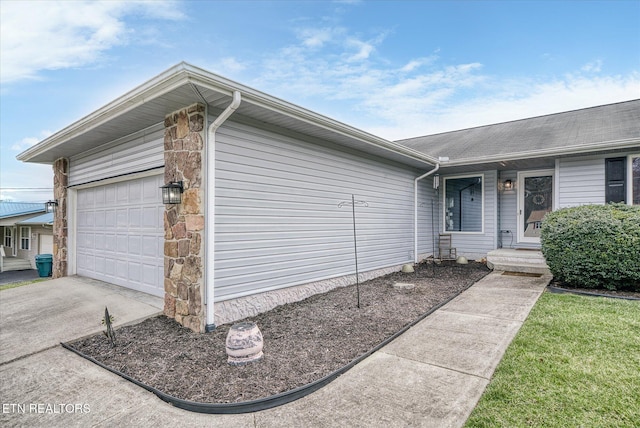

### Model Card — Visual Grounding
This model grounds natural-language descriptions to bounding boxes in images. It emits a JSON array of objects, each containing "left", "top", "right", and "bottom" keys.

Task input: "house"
[
  {"left": 0, "top": 202, "right": 54, "bottom": 272},
  {"left": 16, "top": 62, "right": 640, "bottom": 332}
]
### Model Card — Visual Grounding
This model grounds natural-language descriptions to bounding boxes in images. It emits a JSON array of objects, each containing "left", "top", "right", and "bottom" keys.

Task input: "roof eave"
[
  {"left": 18, "top": 62, "right": 438, "bottom": 167},
  {"left": 442, "top": 137, "right": 640, "bottom": 166}
]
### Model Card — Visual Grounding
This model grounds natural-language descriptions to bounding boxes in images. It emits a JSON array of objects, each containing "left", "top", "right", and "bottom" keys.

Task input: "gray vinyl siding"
[
  {"left": 557, "top": 156, "right": 605, "bottom": 208},
  {"left": 417, "top": 179, "right": 438, "bottom": 257},
  {"left": 69, "top": 124, "right": 164, "bottom": 186},
  {"left": 441, "top": 171, "right": 497, "bottom": 259},
  {"left": 213, "top": 120, "right": 428, "bottom": 300}
]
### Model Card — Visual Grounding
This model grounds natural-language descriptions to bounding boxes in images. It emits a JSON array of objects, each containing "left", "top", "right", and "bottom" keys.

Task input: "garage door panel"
[
  {"left": 76, "top": 175, "right": 164, "bottom": 297},
  {"left": 142, "top": 264, "right": 158, "bottom": 286},
  {"left": 95, "top": 211, "right": 106, "bottom": 228},
  {"left": 142, "top": 236, "right": 157, "bottom": 257},
  {"left": 143, "top": 177, "right": 159, "bottom": 202},
  {"left": 129, "top": 207, "right": 141, "bottom": 227},
  {"left": 106, "top": 186, "right": 116, "bottom": 204},
  {"left": 129, "top": 236, "right": 141, "bottom": 255},
  {"left": 95, "top": 257, "right": 105, "bottom": 275},
  {"left": 129, "top": 181, "right": 142, "bottom": 201},
  {"left": 105, "top": 234, "right": 116, "bottom": 252},
  {"left": 105, "top": 209, "right": 116, "bottom": 227},
  {"left": 94, "top": 186, "right": 105, "bottom": 205},
  {"left": 142, "top": 206, "right": 159, "bottom": 228}
]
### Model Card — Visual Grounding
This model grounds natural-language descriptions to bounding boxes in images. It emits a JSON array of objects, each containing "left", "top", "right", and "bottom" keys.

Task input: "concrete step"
[
  {"left": 488, "top": 261, "right": 551, "bottom": 275},
  {"left": 486, "top": 249, "right": 551, "bottom": 275},
  {"left": 1, "top": 258, "right": 34, "bottom": 272}
]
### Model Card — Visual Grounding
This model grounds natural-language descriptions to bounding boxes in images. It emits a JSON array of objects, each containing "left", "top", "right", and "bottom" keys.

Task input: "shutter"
[{"left": 605, "top": 157, "right": 626, "bottom": 203}]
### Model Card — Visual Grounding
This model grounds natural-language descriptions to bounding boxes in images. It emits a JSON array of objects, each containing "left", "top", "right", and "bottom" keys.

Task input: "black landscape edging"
[
  {"left": 60, "top": 280, "right": 472, "bottom": 414},
  {"left": 547, "top": 285, "right": 640, "bottom": 301}
]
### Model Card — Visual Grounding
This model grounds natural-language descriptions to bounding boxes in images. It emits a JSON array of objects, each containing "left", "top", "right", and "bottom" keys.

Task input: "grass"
[
  {"left": 466, "top": 292, "right": 640, "bottom": 428},
  {"left": 0, "top": 278, "right": 49, "bottom": 291}
]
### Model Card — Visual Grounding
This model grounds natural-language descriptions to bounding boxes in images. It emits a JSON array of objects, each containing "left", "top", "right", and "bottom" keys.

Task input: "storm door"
[{"left": 517, "top": 170, "right": 554, "bottom": 244}]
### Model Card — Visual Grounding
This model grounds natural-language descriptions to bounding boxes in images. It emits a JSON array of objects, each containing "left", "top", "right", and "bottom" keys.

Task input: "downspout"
[
  {"left": 205, "top": 91, "right": 241, "bottom": 332},
  {"left": 414, "top": 163, "right": 440, "bottom": 264}
]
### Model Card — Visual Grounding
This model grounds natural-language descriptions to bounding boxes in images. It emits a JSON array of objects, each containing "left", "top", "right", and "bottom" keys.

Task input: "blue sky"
[{"left": 1, "top": 0, "right": 639, "bottom": 202}]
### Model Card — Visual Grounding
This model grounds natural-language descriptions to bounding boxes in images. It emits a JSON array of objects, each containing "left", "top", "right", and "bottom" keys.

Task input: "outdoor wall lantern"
[
  {"left": 161, "top": 181, "right": 184, "bottom": 204},
  {"left": 45, "top": 200, "right": 58, "bottom": 213},
  {"left": 503, "top": 179, "right": 513, "bottom": 191}
]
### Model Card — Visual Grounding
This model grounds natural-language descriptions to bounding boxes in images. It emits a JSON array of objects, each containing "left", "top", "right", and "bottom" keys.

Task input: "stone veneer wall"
[
  {"left": 52, "top": 158, "right": 69, "bottom": 278},
  {"left": 163, "top": 103, "right": 206, "bottom": 333},
  {"left": 213, "top": 263, "right": 411, "bottom": 326}
]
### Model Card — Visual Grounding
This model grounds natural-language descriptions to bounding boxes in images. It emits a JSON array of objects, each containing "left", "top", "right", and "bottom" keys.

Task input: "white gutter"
[
  {"left": 205, "top": 91, "right": 241, "bottom": 332},
  {"left": 414, "top": 157, "right": 448, "bottom": 264}
]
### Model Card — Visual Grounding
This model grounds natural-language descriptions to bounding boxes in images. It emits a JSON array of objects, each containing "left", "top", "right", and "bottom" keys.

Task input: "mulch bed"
[{"left": 68, "top": 261, "right": 490, "bottom": 404}]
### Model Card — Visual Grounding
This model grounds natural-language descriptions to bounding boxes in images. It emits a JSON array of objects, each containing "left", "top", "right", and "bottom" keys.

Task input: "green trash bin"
[{"left": 35, "top": 254, "right": 53, "bottom": 277}]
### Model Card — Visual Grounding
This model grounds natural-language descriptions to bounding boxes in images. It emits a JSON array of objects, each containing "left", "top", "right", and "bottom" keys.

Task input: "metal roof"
[
  {"left": 396, "top": 99, "right": 640, "bottom": 168},
  {"left": 17, "top": 212, "right": 54, "bottom": 225},
  {"left": 17, "top": 62, "right": 437, "bottom": 169},
  {"left": 0, "top": 202, "right": 45, "bottom": 219}
]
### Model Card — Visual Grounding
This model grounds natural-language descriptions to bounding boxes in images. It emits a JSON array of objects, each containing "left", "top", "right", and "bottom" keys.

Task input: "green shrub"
[{"left": 540, "top": 204, "right": 640, "bottom": 291}]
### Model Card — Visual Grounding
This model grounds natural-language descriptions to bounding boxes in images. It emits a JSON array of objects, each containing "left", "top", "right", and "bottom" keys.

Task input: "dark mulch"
[
  {"left": 69, "top": 262, "right": 490, "bottom": 404},
  {"left": 549, "top": 279, "right": 640, "bottom": 299}
]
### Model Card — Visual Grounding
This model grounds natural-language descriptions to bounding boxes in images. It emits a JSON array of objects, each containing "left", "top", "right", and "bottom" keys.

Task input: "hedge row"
[{"left": 540, "top": 204, "right": 640, "bottom": 291}]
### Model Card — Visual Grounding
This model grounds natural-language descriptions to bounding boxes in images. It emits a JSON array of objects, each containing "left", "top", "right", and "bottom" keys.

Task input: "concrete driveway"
[{"left": 0, "top": 272, "right": 550, "bottom": 427}]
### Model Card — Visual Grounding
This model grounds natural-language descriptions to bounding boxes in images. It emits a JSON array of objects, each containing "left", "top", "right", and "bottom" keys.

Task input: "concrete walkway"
[{"left": 0, "top": 272, "right": 550, "bottom": 427}]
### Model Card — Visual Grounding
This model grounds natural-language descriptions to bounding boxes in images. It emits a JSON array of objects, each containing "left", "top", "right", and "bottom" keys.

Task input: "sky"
[{"left": 1, "top": 0, "right": 639, "bottom": 202}]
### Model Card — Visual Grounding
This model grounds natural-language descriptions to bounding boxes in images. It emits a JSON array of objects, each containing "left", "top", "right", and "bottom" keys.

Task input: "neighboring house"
[
  {"left": 0, "top": 202, "right": 54, "bottom": 272},
  {"left": 16, "top": 62, "right": 640, "bottom": 332}
]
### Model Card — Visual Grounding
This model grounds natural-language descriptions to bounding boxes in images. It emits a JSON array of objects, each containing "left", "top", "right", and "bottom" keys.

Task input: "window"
[
  {"left": 607, "top": 155, "right": 640, "bottom": 205},
  {"left": 443, "top": 175, "right": 483, "bottom": 232},
  {"left": 605, "top": 157, "right": 626, "bottom": 203},
  {"left": 3, "top": 227, "right": 12, "bottom": 248},
  {"left": 20, "top": 227, "right": 30, "bottom": 251}
]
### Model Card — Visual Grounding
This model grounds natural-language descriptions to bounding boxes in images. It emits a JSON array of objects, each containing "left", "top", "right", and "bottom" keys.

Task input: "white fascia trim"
[{"left": 442, "top": 138, "right": 640, "bottom": 167}]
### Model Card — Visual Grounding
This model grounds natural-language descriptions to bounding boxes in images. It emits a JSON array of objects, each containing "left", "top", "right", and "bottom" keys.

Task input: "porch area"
[{"left": 486, "top": 249, "right": 551, "bottom": 275}]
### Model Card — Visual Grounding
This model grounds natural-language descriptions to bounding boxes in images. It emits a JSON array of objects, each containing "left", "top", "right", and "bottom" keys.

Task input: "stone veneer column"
[
  {"left": 163, "top": 103, "right": 206, "bottom": 332},
  {"left": 52, "top": 158, "right": 69, "bottom": 278}
]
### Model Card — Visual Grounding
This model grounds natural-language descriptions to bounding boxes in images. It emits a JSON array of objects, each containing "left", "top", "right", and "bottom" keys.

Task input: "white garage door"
[{"left": 76, "top": 175, "right": 165, "bottom": 297}]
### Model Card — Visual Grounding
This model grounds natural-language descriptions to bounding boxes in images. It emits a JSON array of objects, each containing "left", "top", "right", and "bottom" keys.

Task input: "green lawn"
[
  {"left": 0, "top": 278, "right": 49, "bottom": 291},
  {"left": 466, "top": 292, "right": 640, "bottom": 428}
]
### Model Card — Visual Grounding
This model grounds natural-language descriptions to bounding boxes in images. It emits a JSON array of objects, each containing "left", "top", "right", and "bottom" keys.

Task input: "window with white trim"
[
  {"left": 20, "top": 227, "right": 30, "bottom": 251},
  {"left": 605, "top": 157, "right": 626, "bottom": 203},
  {"left": 443, "top": 175, "right": 484, "bottom": 232},
  {"left": 608, "top": 155, "right": 640, "bottom": 205},
  {"left": 3, "top": 227, "right": 12, "bottom": 248}
]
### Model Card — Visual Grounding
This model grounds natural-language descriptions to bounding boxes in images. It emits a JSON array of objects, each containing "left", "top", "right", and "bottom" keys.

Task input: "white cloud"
[
  {"left": 369, "top": 72, "right": 640, "bottom": 140},
  {"left": 0, "top": 1, "right": 183, "bottom": 84},
  {"left": 251, "top": 23, "right": 640, "bottom": 141},
  {"left": 10, "top": 130, "right": 53, "bottom": 152},
  {"left": 298, "top": 27, "right": 338, "bottom": 48},
  {"left": 219, "top": 57, "right": 247, "bottom": 74},
  {"left": 581, "top": 60, "right": 603, "bottom": 73},
  {"left": 346, "top": 39, "right": 375, "bottom": 61}
]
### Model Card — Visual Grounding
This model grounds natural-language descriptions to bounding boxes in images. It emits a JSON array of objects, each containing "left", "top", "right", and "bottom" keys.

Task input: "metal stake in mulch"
[
  {"left": 102, "top": 307, "right": 116, "bottom": 348},
  {"left": 338, "top": 194, "right": 369, "bottom": 309}
]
